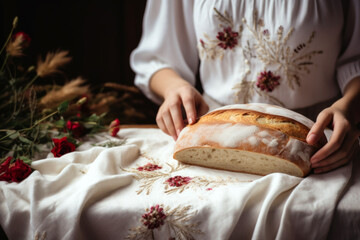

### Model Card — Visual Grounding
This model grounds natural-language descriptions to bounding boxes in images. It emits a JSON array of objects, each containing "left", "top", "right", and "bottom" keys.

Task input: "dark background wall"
[
  {"left": 0, "top": 0, "right": 147, "bottom": 85},
  {"left": 0, "top": 0, "right": 161, "bottom": 124}
]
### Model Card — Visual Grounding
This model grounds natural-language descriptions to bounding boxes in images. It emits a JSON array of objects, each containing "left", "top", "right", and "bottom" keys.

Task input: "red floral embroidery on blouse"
[
  {"left": 166, "top": 176, "right": 192, "bottom": 187},
  {"left": 200, "top": 38, "right": 206, "bottom": 48},
  {"left": 137, "top": 163, "right": 162, "bottom": 171},
  {"left": 262, "top": 29, "right": 270, "bottom": 36},
  {"left": 142, "top": 205, "right": 167, "bottom": 229},
  {"left": 216, "top": 27, "right": 239, "bottom": 49},
  {"left": 256, "top": 71, "right": 280, "bottom": 92}
]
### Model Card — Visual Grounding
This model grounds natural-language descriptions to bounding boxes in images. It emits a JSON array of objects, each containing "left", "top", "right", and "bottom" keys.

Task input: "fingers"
[
  {"left": 156, "top": 109, "right": 181, "bottom": 141},
  {"left": 311, "top": 113, "right": 350, "bottom": 163},
  {"left": 313, "top": 157, "right": 350, "bottom": 174},
  {"left": 156, "top": 114, "right": 168, "bottom": 135},
  {"left": 156, "top": 98, "right": 183, "bottom": 141},
  {"left": 309, "top": 106, "right": 360, "bottom": 174},
  {"left": 156, "top": 87, "right": 204, "bottom": 140},
  {"left": 311, "top": 133, "right": 356, "bottom": 171},
  {"left": 312, "top": 140, "right": 357, "bottom": 174},
  {"left": 307, "top": 109, "right": 333, "bottom": 145},
  {"left": 181, "top": 91, "right": 197, "bottom": 125},
  {"left": 162, "top": 110, "right": 178, "bottom": 140},
  {"left": 182, "top": 93, "right": 210, "bottom": 125},
  {"left": 169, "top": 102, "right": 185, "bottom": 137}
]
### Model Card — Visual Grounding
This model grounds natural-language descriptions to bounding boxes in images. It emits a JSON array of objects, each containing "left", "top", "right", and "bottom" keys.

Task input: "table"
[{"left": 0, "top": 125, "right": 359, "bottom": 239}]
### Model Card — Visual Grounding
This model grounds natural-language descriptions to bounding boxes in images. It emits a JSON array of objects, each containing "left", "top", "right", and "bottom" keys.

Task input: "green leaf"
[
  {"left": 19, "top": 136, "right": 33, "bottom": 144},
  {"left": 88, "top": 125, "right": 106, "bottom": 134},
  {"left": 54, "top": 118, "right": 66, "bottom": 128},
  {"left": 18, "top": 156, "right": 32, "bottom": 165},
  {"left": 6, "top": 130, "right": 19, "bottom": 139},
  {"left": 66, "top": 136, "right": 78, "bottom": 146},
  {"left": 57, "top": 101, "right": 69, "bottom": 114},
  {"left": 9, "top": 78, "right": 16, "bottom": 86},
  {"left": 0, "top": 139, "right": 13, "bottom": 146},
  {"left": 87, "top": 114, "right": 99, "bottom": 122},
  {"left": 83, "top": 122, "right": 97, "bottom": 129}
]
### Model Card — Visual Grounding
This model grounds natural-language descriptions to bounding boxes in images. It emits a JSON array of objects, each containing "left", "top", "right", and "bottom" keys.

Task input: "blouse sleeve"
[
  {"left": 336, "top": 0, "right": 360, "bottom": 94},
  {"left": 130, "top": 0, "right": 199, "bottom": 104}
]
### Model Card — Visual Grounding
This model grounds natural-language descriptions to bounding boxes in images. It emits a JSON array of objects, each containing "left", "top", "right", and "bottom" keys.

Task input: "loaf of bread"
[{"left": 173, "top": 103, "right": 323, "bottom": 177}]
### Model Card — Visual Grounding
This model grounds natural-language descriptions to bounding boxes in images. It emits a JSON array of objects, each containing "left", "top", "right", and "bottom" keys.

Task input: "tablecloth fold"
[{"left": 0, "top": 128, "right": 354, "bottom": 240}]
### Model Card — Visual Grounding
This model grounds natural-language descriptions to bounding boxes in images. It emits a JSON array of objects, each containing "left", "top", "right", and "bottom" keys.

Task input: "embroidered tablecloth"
[{"left": 0, "top": 127, "right": 358, "bottom": 240}]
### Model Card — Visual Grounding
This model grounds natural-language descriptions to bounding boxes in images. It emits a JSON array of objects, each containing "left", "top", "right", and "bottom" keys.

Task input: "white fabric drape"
[{"left": 0, "top": 128, "right": 356, "bottom": 239}]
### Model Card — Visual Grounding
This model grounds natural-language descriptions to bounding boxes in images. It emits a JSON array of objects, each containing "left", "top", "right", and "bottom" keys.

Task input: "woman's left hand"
[{"left": 307, "top": 104, "right": 360, "bottom": 174}]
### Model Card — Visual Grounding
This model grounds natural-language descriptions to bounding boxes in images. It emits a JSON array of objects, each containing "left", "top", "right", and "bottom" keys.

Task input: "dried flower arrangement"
[{"left": 0, "top": 17, "right": 136, "bottom": 183}]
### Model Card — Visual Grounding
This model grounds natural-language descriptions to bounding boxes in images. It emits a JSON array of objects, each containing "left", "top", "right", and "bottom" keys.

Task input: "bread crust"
[
  {"left": 199, "top": 109, "right": 309, "bottom": 141},
  {"left": 173, "top": 104, "right": 324, "bottom": 177}
]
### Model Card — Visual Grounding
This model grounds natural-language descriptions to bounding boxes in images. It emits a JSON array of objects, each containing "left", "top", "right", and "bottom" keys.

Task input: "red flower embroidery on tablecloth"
[
  {"left": 166, "top": 176, "right": 192, "bottom": 187},
  {"left": 51, "top": 136, "right": 76, "bottom": 157},
  {"left": 137, "top": 163, "right": 162, "bottom": 171},
  {"left": 0, "top": 157, "right": 32, "bottom": 183},
  {"left": 142, "top": 205, "right": 167, "bottom": 230},
  {"left": 216, "top": 27, "right": 239, "bottom": 49},
  {"left": 256, "top": 71, "right": 280, "bottom": 92}
]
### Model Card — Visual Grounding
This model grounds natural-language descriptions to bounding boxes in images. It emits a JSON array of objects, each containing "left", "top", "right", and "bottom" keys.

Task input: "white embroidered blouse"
[{"left": 130, "top": 0, "right": 360, "bottom": 110}]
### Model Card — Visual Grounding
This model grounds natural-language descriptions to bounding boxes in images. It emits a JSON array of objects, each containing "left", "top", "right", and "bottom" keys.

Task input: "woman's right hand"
[{"left": 156, "top": 83, "right": 209, "bottom": 140}]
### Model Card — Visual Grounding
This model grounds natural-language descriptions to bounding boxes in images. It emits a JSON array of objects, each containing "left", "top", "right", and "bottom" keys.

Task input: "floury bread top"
[
  {"left": 199, "top": 103, "right": 315, "bottom": 143},
  {"left": 210, "top": 103, "right": 315, "bottom": 129}
]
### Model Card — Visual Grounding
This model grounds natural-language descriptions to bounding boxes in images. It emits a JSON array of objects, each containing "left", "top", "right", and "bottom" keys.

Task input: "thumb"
[{"left": 307, "top": 110, "right": 333, "bottom": 145}]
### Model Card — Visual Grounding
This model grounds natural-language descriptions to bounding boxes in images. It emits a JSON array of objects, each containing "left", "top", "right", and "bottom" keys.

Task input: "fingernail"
[
  {"left": 188, "top": 117, "right": 194, "bottom": 124},
  {"left": 176, "top": 129, "right": 181, "bottom": 137},
  {"left": 173, "top": 135, "right": 177, "bottom": 141},
  {"left": 311, "top": 157, "right": 318, "bottom": 164},
  {"left": 307, "top": 133, "right": 318, "bottom": 144}
]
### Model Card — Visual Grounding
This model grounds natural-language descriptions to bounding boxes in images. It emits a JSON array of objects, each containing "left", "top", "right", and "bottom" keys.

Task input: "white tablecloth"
[{"left": 0, "top": 128, "right": 358, "bottom": 240}]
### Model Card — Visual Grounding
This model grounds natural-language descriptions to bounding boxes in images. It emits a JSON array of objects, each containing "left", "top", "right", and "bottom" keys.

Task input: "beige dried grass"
[
  {"left": 6, "top": 35, "right": 24, "bottom": 57},
  {"left": 39, "top": 77, "right": 89, "bottom": 109},
  {"left": 90, "top": 94, "right": 117, "bottom": 115},
  {"left": 36, "top": 50, "right": 72, "bottom": 77}
]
